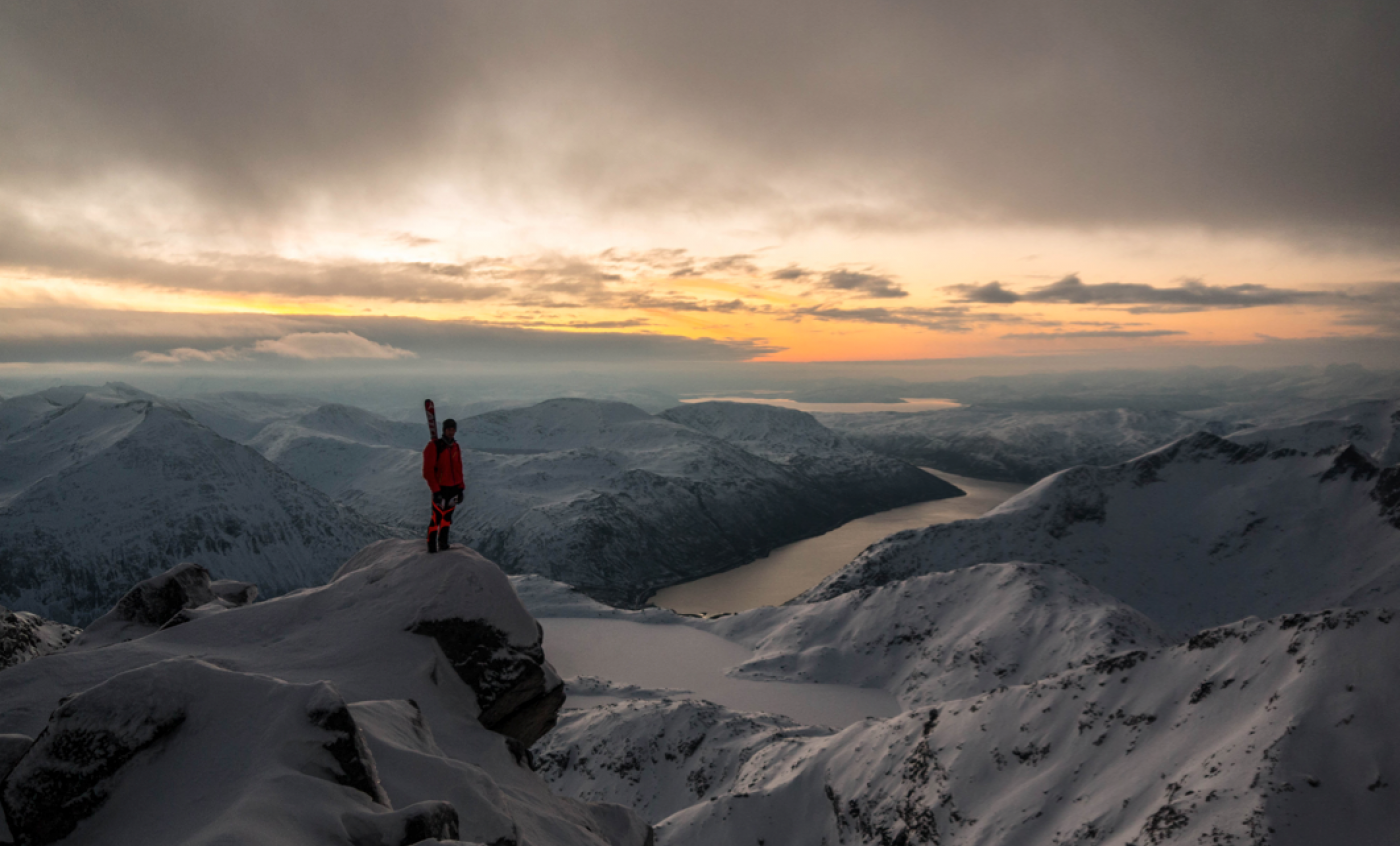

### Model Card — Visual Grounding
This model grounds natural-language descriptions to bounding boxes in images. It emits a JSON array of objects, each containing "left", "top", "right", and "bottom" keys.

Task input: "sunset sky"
[{"left": 3, "top": 1, "right": 1399, "bottom": 374}]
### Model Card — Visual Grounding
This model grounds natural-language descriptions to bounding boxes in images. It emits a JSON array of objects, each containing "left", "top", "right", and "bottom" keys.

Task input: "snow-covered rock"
[
  {"left": 0, "top": 540, "right": 649, "bottom": 846},
  {"left": 819, "top": 406, "right": 1238, "bottom": 483},
  {"left": 542, "top": 607, "right": 1400, "bottom": 845},
  {"left": 70, "top": 561, "right": 262, "bottom": 650},
  {"left": 0, "top": 608, "right": 77, "bottom": 671},
  {"left": 803, "top": 432, "right": 1400, "bottom": 636},
  {"left": 707, "top": 562, "right": 1167, "bottom": 708},
  {"left": 0, "top": 657, "right": 463, "bottom": 846},
  {"left": 0, "top": 384, "right": 391, "bottom": 624}
]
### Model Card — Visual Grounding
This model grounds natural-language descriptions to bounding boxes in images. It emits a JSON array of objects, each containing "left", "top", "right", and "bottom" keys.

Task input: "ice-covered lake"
[
  {"left": 540, "top": 617, "right": 901, "bottom": 727},
  {"left": 649, "top": 469, "right": 1027, "bottom": 614}
]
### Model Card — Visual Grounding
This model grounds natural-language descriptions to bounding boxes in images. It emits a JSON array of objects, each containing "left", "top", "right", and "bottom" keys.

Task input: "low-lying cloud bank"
[{"left": 0, "top": 307, "right": 781, "bottom": 365}]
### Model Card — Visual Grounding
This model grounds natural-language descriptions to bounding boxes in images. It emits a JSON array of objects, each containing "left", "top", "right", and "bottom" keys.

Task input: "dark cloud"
[
  {"left": 818, "top": 270, "right": 908, "bottom": 299},
  {"left": 0, "top": 308, "right": 780, "bottom": 363},
  {"left": 792, "top": 305, "right": 1012, "bottom": 332},
  {"left": 951, "top": 275, "right": 1321, "bottom": 311},
  {"left": 954, "top": 281, "right": 1022, "bottom": 304},
  {"left": 3, "top": 1, "right": 1395, "bottom": 238},
  {"left": 1002, "top": 329, "right": 1189, "bottom": 340},
  {"left": 771, "top": 266, "right": 810, "bottom": 281}
]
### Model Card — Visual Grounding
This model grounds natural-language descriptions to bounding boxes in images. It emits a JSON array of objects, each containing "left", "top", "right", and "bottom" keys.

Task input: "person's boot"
[
  {"left": 427, "top": 531, "right": 438, "bottom": 554},
  {"left": 438, "top": 527, "right": 450, "bottom": 551}
]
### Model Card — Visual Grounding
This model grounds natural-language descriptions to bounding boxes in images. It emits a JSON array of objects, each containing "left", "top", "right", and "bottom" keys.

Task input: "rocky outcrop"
[
  {"left": 411, "top": 617, "right": 566, "bottom": 747},
  {"left": 0, "top": 608, "right": 77, "bottom": 671},
  {"left": 0, "top": 539, "right": 645, "bottom": 846},
  {"left": 68, "top": 564, "right": 266, "bottom": 651}
]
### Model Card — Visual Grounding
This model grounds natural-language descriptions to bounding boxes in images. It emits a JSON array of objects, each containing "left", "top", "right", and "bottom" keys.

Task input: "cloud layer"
[
  {"left": 951, "top": 275, "right": 1325, "bottom": 312},
  {"left": 2, "top": 0, "right": 1397, "bottom": 238}
]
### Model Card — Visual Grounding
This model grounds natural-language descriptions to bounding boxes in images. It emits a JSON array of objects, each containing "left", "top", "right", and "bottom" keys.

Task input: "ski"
[{"left": 424, "top": 398, "right": 438, "bottom": 441}]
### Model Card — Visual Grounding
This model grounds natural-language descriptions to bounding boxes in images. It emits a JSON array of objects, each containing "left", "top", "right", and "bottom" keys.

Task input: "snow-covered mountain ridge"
[
  {"left": 0, "top": 541, "right": 651, "bottom": 846},
  {"left": 801, "top": 431, "right": 1400, "bottom": 636},
  {"left": 539, "top": 605, "right": 1399, "bottom": 845},
  {"left": 0, "top": 384, "right": 390, "bottom": 624},
  {"left": 706, "top": 561, "right": 1167, "bottom": 709},
  {"left": 817, "top": 406, "right": 1239, "bottom": 483}
]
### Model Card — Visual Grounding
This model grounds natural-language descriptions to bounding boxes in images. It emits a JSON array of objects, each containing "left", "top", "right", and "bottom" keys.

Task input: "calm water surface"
[{"left": 649, "top": 470, "right": 1027, "bottom": 615}]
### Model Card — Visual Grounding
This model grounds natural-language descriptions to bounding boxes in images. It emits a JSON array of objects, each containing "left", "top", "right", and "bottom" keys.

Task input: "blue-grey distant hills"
[{"left": 818, "top": 406, "right": 1241, "bottom": 483}]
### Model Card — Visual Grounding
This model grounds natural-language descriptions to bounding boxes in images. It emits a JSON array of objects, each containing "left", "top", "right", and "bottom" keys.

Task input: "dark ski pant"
[{"left": 428, "top": 486, "right": 463, "bottom": 551}]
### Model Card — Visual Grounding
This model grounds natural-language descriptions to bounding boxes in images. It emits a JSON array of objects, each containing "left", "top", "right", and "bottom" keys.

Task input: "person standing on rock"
[{"left": 422, "top": 418, "right": 464, "bottom": 553}]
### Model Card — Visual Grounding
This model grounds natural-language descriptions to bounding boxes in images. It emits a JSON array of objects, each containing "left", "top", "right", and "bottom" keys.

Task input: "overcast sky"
[{"left": 3, "top": 0, "right": 1398, "bottom": 373}]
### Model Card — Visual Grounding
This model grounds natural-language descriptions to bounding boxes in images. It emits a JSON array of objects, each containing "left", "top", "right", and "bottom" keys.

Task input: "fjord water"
[{"left": 650, "top": 469, "right": 1027, "bottom": 614}]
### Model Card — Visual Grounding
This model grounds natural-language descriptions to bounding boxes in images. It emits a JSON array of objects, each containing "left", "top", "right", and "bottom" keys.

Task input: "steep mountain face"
[
  {"left": 236, "top": 397, "right": 954, "bottom": 607},
  {"left": 0, "top": 541, "right": 650, "bottom": 846},
  {"left": 0, "top": 384, "right": 389, "bottom": 625},
  {"left": 802, "top": 432, "right": 1400, "bottom": 637},
  {"left": 819, "top": 406, "right": 1237, "bottom": 483},
  {"left": 706, "top": 562, "right": 1166, "bottom": 709},
  {"left": 540, "top": 608, "right": 1399, "bottom": 845}
]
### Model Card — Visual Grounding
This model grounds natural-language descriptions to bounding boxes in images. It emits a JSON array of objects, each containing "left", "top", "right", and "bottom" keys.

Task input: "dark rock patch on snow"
[
  {"left": 0, "top": 608, "right": 77, "bottom": 671},
  {"left": 410, "top": 617, "right": 566, "bottom": 747}
]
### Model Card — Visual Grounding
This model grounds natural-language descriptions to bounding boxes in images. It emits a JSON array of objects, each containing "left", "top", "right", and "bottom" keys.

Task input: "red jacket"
[{"left": 422, "top": 438, "right": 464, "bottom": 492}]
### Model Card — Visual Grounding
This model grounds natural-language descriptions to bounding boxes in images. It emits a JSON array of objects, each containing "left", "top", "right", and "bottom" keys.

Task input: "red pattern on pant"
[{"left": 429, "top": 501, "right": 457, "bottom": 534}]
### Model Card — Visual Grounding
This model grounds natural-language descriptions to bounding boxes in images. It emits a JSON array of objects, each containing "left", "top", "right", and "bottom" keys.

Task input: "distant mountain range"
[
  {"left": 819, "top": 406, "right": 1241, "bottom": 483},
  {"left": 0, "top": 384, "right": 389, "bottom": 624}
]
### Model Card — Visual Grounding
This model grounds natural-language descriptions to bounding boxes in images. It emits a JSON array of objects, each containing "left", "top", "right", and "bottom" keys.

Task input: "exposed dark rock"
[
  {"left": 0, "top": 609, "right": 78, "bottom": 671},
  {"left": 0, "top": 689, "right": 187, "bottom": 845},
  {"left": 344, "top": 800, "right": 460, "bottom": 846},
  {"left": 308, "top": 700, "right": 389, "bottom": 805},
  {"left": 1319, "top": 444, "right": 1379, "bottom": 483},
  {"left": 410, "top": 618, "right": 565, "bottom": 747},
  {"left": 0, "top": 734, "right": 32, "bottom": 784},
  {"left": 73, "top": 562, "right": 216, "bottom": 647}
]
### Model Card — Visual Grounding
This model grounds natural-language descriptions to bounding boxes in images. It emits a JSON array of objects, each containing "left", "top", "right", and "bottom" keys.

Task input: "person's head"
[{"left": 443, "top": 419, "right": 457, "bottom": 438}]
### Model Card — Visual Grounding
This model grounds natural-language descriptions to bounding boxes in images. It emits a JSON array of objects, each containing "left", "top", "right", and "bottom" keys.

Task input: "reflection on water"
[
  {"left": 680, "top": 396, "right": 962, "bottom": 414},
  {"left": 649, "top": 469, "right": 1027, "bottom": 615}
]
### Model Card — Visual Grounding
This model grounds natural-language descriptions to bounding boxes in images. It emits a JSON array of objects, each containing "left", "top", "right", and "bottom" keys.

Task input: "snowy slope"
[
  {"left": 1227, "top": 398, "right": 1400, "bottom": 465},
  {"left": 707, "top": 562, "right": 1166, "bottom": 708},
  {"left": 0, "top": 384, "right": 390, "bottom": 624},
  {"left": 802, "top": 432, "right": 1400, "bottom": 636},
  {"left": 539, "top": 607, "right": 1400, "bottom": 845},
  {"left": 819, "top": 406, "right": 1238, "bottom": 482},
  {"left": 0, "top": 541, "right": 650, "bottom": 846},
  {"left": 249, "top": 402, "right": 424, "bottom": 456},
  {"left": 174, "top": 390, "right": 325, "bottom": 442}
]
